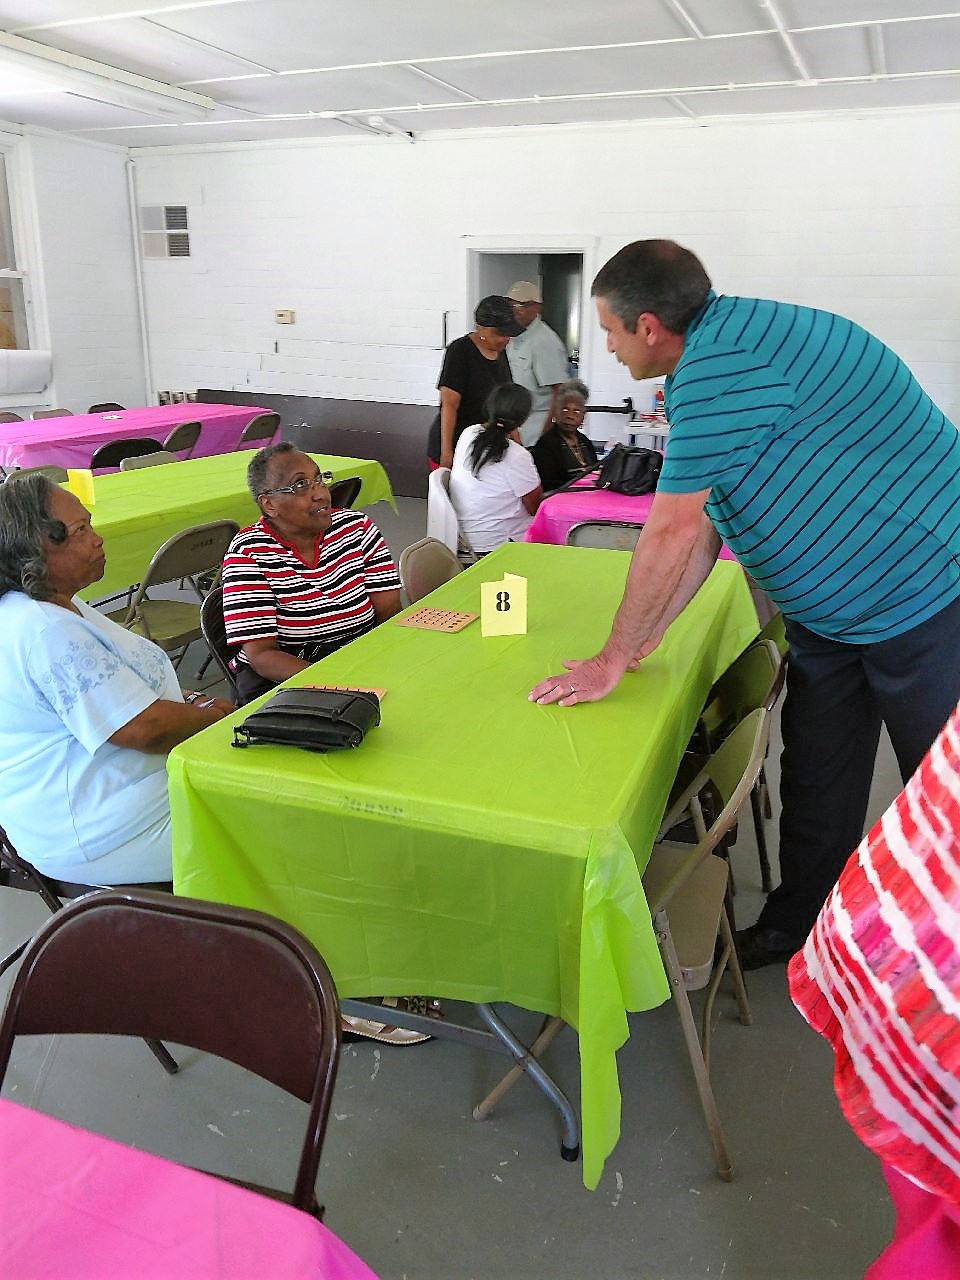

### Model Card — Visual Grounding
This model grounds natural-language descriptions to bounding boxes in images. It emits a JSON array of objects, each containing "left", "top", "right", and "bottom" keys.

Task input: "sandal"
[
  {"left": 341, "top": 1013, "right": 432, "bottom": 1047},
  {"left": 384, "top": 996, "right": 445, "bottom": 1021}
]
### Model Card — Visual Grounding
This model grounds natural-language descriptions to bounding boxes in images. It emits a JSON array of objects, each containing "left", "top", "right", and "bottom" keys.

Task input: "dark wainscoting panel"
[{"left": 196, "top": 390, "right": 433, "bottom": 498}]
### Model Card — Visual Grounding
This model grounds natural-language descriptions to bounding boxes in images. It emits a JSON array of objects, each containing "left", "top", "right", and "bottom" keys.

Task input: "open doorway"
[{"left": 470, "top": 251, "right": 584, "bottom": 372}]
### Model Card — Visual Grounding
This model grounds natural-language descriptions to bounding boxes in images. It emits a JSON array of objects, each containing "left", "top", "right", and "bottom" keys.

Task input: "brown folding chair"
[
  {"left": 236, "top": 412, "right": 280, "bottom": 449},
  {"left": 328, "top": 475, "right": 362, "bottom": 509},
  {"left": 0, "top": 889, "right": 342, "bottom": 1217},
  {"left": 103, "top": 520, "right": 239, "bottom": 666},
  {"left": 162, "top": 420, "right": 202, "bottom": 457},
  {"left": 0, "top": 823, "right": 177, "bottom": 1074},
  {"left": 90, "top": 437, "right": 163, "bottom": 469},
  {"left": 398, "top": 537, "right": 463, "bottom": 604},
  {"left": 199, "top": 585, "right": 239, "bottom": 700},
  {"left": 31, "top": 408, "right": 72, "bottom": 419},
  {"left": 0, "top": 411, "right": 23, "bottom": 423},
  {"left": 87, "top": 402, "right": 125, "bottom": 413}
]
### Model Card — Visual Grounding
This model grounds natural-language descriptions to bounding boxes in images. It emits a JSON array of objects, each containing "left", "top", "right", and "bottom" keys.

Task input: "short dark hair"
[
  {"left": 591, "top": 240, "right": 712, "bottom": 335},
  {"left": 0, "top": 473, "right": 68, "bottom": 601},
  {"left": 468, "top": 383, "right": 533, "bottom": 474},
  {"left": 247, "top": 440, "right": 297, "bottom": 500}
]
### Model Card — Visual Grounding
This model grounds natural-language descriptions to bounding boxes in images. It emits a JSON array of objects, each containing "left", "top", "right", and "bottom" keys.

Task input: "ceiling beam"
[{"left": 759, "top": 0, "right": 815, "bottom": 83}]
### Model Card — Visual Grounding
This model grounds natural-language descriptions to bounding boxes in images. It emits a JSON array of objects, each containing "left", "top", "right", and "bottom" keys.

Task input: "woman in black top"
[
  {"left": 427, "top": 295, "right": 522, "bottom": 469},
  {"left": 529, "top": 379, "right": 598, "bottom": 492}
]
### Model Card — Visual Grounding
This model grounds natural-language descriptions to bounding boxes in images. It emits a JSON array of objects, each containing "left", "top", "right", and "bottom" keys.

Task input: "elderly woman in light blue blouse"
[{"left": 0, "top": 474, "right": 233, "bottom": 885}]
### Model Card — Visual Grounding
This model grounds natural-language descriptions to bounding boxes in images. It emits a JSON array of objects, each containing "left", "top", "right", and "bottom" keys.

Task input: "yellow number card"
[
  {"left": 66, "top": 469, "right": 96, "bottom": 506},
  {"left": 481, "top": 571, "right": 528, "bottom": 637}
]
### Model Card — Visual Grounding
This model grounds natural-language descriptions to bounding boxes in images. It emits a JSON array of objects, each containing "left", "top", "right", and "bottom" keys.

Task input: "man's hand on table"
[{"left": 529, "top": 652, "right": 627, "bottom": 707}]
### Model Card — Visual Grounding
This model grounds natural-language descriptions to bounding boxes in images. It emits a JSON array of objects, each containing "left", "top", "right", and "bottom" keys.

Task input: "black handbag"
[
  {"left": 595, "top": 444, "right": 662, "bottom": 497},
  {"left": 232, "top": 688, "right": 381, "bottom": 753}
]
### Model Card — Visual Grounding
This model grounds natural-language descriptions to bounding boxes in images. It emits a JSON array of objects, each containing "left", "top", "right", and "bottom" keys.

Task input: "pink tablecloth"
[
  {"left": 524, "top": 480, "right": 736, "bottom": 561},
  {"left": 0, "top": 1099, "right": 378, "bottom": 1280},
  {"left": 0, "top": 403, "right": 275, "bottom": 471}
]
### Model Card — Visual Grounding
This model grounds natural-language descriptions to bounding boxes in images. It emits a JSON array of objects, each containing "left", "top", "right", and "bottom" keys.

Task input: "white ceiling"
[{"left": 0, "top": 1, "right": 957, "bottom": 148}]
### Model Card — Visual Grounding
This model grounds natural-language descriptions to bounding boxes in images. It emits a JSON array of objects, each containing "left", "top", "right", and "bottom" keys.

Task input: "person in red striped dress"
[{"left": 789, "top": 701, "right": 960, "bottom": 1279}]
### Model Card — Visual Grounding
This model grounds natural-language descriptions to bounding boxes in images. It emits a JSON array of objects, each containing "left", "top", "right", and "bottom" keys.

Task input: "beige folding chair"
[
  {"left": 119, "top": 450, "right": 179, "bottom": 471},
  {"left": 399, "top": 537, "right": 463, "bottom": 603},
  {"left": 0, "top": 411, "right": 23, "bottom": 423},
  {"left": 162, "top": 420, "right": 202, "bottom": 457},
  {"left": 5, "top": 464, "right": 69, "bottom": 483},
  {"left": 427, "top": 467, "right": 477, "bottom": 565},
  {"left": 103, "top": 520, "right": 239, "bottom": 666},
  {"left": 328, "top": 475, "right": 362, "bottom": 509},
  {"left": 565, "top": 519, "right": 644, "bottom": 551},
  {"left": 641, "top": 707, "right": 771, "bottom": 1181},
  {"left": 236, "top": 412, "right": 280, "bottom": 449},
  {"left": 660, "top": 640, "right": 785, "bottom": 893},
  {"left": 758, "top": 608, "right": 787, "bottom": 658},
  {"left": 31, "top": 408, "right": 72, "bottom": 419}
]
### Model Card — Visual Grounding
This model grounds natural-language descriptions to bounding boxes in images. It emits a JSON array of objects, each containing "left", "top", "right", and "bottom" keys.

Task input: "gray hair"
[
  {"left": 246, "top": 440, "right": 297, "bottom": 501},
  {"left": 591, "top": 239, "right": 712, "bottom": 335},
  {"left": 0, "top": 473, "right": 67, "bottom": 601},
  {"left": 557, "top": 378, "right": 589, "bottom": 403}
]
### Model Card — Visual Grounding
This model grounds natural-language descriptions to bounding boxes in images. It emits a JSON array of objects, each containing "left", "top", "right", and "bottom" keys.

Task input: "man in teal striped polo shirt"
[{"left": 531, "top": 239, "right": 960, "bottom": 969}]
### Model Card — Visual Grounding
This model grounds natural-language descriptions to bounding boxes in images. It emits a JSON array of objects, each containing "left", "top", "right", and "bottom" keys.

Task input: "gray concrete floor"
[{"left": 0, "top": 497, "right": 905, "bottom": 1279}]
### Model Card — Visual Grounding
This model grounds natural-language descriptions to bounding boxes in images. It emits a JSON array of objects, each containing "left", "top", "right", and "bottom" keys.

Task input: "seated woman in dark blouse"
[{"left": 529, "top": 379, "right": 599, "bottom": 493}]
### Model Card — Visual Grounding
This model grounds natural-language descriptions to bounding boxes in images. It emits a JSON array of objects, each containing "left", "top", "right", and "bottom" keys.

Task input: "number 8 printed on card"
[{"left": 481, "top": 573, "right": 527, "bottom": 636}]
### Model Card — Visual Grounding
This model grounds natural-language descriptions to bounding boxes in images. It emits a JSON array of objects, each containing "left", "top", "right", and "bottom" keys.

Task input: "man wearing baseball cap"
[{"left": 506, "top": 281, "right": 571, "bottom": 445}]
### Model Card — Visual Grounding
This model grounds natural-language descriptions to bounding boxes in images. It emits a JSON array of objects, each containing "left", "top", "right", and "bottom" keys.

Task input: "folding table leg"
[
  {"left": 474, "top": 1004, "right": 579, "bottom": 1161},
  {"left": 472, "top": 1016, "right": 566, "bottom": 1121},
  {"left": 340, "top": 998, "right": 580, "bottom": 1162}
]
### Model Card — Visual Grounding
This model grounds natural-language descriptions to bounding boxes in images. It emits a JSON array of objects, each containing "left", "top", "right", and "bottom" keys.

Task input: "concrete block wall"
[{"left": 132, "top": 106, "right": 960, "bottom": 430}]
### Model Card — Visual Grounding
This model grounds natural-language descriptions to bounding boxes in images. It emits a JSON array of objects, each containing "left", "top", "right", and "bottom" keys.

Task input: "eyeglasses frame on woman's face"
[{"left": 258, "top": 470, "right": 334, "bottom": 498}]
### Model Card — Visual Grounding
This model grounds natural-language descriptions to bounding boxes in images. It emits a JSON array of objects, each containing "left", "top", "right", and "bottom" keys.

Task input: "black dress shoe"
[{"left": 736, "top": 923, "right": 803, "bottom": 971}]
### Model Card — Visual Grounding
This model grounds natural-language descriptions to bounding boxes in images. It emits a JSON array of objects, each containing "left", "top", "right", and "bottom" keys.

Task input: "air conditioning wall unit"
[{"left": 140, "top": 205, "right": 190, "bottom": 258}]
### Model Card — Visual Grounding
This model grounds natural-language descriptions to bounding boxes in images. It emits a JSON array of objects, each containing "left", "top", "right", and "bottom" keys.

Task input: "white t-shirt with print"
[
  {"left": 0, "top": 592, "right": 181, "bottom": 881},
  {"left": 449, "top": 425, "right": 540, "bottom": 553}
]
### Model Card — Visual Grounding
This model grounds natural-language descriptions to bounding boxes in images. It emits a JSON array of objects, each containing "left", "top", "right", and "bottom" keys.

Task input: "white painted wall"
[
  {"left": 0, "top": 126, "right": 146, "bottom": 418},
  {"left": 127, "top": 106, "right": 958, "bottom": 432},
  {"left": 27, "top": 133, "right": 147, "bottom": 415}
]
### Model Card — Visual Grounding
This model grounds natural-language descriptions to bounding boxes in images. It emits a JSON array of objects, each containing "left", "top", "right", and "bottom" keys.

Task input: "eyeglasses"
[{"left": 259, "top": 470, "right": 333, "bottom": 497}]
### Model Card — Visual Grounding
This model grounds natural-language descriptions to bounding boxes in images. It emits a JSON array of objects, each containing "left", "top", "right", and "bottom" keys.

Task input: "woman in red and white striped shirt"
[
  {"left": 790, "top": 701, "right": 960, "bottom": 1278},
  {"left": 223, "top": 444, "right": 401, "bottom": 705}
]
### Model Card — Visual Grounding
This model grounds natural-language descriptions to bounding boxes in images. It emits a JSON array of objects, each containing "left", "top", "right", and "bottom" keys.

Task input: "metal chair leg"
[
  {"left": 721, "top": 905, "right": 752, "bottom": 1028},
  {"left": 145, "top": 1038, "right": 179, "bottom": 1074},
  {"left": 654, "top": 909, "right": 734, "bottom": 1181},
  {"left": 751, "top": 787, "right": 773, "bottom": 893}
]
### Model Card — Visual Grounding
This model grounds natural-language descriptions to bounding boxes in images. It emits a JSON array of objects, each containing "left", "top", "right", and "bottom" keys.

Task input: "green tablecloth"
[
  {"left": 167, "top": 542, "right": 758, "bottom": 1187},
  {"left": 77, "top": 452, "right": 395, "bottom": 601}
]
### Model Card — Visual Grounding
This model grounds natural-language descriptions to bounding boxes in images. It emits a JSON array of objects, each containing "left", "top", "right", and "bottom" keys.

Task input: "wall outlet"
[{"left": 274, "top": 308, "right": 295, "bottom": 324}]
